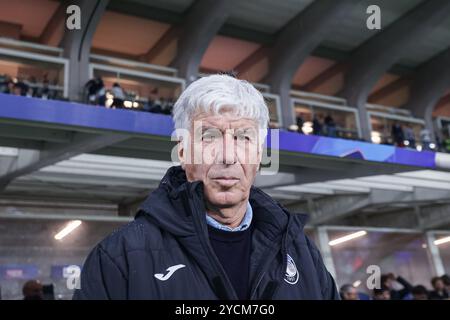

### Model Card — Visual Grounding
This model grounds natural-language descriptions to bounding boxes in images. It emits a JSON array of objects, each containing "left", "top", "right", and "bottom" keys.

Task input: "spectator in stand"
[
  {"left": 22, "top": 279, "right": 44, "bottom": 300},
  {"left": 1, "top": 75, "right": 14, "bottom": 94},
  {"left": 85, "top": 77, "right": 99, "bottom": 104},
  {"left": 441, "top": 274, "right": 450, "bottom": 297},
  {"left": 312, "top": 115, "right": 323, "bottom": 136},
  {"left": 420, "top": 128, "right": 432, "bottom": 150},
  {"left": 404, "top": 124, "right": 416, "bottom": 148},
  {"left": 143, "top": 97, "right": 153, "bottom": 112},
  {"left": 444, "top": 135, "right": 450, "bottom": 153},
  {"left": 150, "top": 96, "right": 163, "bottom": 113},
  {"left": 14, "top": 77, "right": 29, "bottom": 96},
  {"left": 339, "top": 284, "right": 359, "bottom": 300},
  {"left": 28, "top": 76, "right": 38, "bottom": 97},
  {"left": 411, "top": 285, "right": 428, "bottom": 300},
  {"left": 429, "top": 276, "right": 449, "bottom": 300},
  {"left": 0, "top": 74, "right": 6, "bottom": 92},
  {"left": 166, "top": 98, "right": 175, "bottom": 115},
  {"left": 145, "top": 88, "right": 161, "bottom": 113},
  {"left": 324, "top": 113, "right": 337, "bottom": 137},
  {"left": 391, "top": 122, "right": 404, "bottom": 147},
  {"left": 436, "top": 134, "right": 443, "bottom": 152},
  {"left": 296, "top": 114, "right": 304, "bottom": 134},
  {"left": 160, "top": 97, "right": 168, "bottom": 114},
  {"left": 160, "top": 97, "right": 174, "bottom": 115},
  {"left": 111, "top": 82, "right": 125, "bottom": 109},
  {"left": 381, "top": 273, "right": 413, "bottom": 300},
  {"left": 96, "top": 79, "right": 106, "bottom": 107},
  {"left": 372, "top": 288, "right": 391, "bottom": 300},
  {"left": 39, "top": 75, "right": 50, "bottom": 99}
]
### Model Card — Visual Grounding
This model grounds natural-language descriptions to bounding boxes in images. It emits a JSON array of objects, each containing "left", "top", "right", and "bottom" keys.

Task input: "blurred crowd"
[
  {"left": 13, "top": 272, "right": 450, "bottom": 300},
  {"left": 0, "top": 73, "right": 61, "bottom": 100},
  {"left": 84, "top": 77, "right": 175, "bottom": 115},
  {"left": 295, "top": 113, "right": 344, "bottom": 138},
  {"left": 340, "top": 273, "right": 450, "bottom": 300},
  {"left": 293, "top": 113, "right": 450, "bottom": 153},
  {"left": 2, "top": 74, "right": 449, "bottom": 153},
  {"left": 390, "top": 121, "right": 450, "bottom": 153}
]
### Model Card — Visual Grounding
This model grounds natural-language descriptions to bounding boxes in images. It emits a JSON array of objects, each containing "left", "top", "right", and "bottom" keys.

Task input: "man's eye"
[
  {"left": 202, "top": 132, "right": 218, "bottom": 142},
  {"left": 202, "top": 134, "right": 214, "bottom": 142},
  {"left": 234, "top": 134, "right": 250, "bottom": 141}
]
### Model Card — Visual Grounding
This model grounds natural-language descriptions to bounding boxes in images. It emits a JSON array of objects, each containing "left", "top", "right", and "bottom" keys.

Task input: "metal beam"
[
  {"left": 403, "top": 47, "right": 450, "bottom": 142},
  {"left": 285, "top": 186, "right": 450, "bottom": 226},
  {"left": 302, "top": 62, "right": 348, "bottom": 92},
  {"left": 0, "top": 21, "right": 22, "bottom": 40},
  {"left": 426, "top": 232, "right": 446, "bottom": 276},
  {"left": 356, "top": 202, "right": 450, "bottom": 230},
  {"left": 266, "top": 0, "right": 354, "bottom": 128},
  {"left": 234, "top": 46, "right": 270, "bottom": 77},
  {"left": 309, "top": 194, "right": 369, "bottom": 225},
  {"left": 255, "top": 162, "right": 419, "bottom": 189},
  {"left": 139, "top": 26, "right": 180, "bottom": 64},
  {"left": 171, "top": 0, "right": 235, "bottom": 83},
  {"left": 107, "top": 0, "right": 182, "bottom": 25},
  {"left": 317, "top": 227, "right": 337, "bottom": 279},
  {"left": 368, "top": 77, "right": 412, "bottom": 103},
  {"left": 0, "top": 212, "right": 132, "bottom": 222},
  {"left": 340, "top": 0, "right": 450, "bottom": 141},
  {"left": 39, "top": 0, "right": 69, "bottom": 45},
  {"left": 107, "top": 1, "right": 416, "bottom": 80},
  {"left": 0, "top": 124, "right": 74, "bottom": 143},
  {"left": 436, "top": 93, "right": 450, "bottom": 111},
  {"left": 0, "top": 132, "right": 128, "bottom": 190},
  {"left": 62, "top": 0, "right": 109, "bottom": 101},
  {"left": 420, "top": 204, "right": 450, "bottom": 229}
]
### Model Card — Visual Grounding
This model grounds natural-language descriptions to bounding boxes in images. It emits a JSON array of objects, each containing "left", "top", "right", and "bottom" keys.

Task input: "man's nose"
[{"left": 220, "top": 133, "right": 236, "bottom": 165}]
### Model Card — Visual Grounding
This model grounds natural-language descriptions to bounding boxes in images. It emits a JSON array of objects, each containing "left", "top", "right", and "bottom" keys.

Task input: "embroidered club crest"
[{"left": 284, "top": 254, "right": 299, "bottom": 285}]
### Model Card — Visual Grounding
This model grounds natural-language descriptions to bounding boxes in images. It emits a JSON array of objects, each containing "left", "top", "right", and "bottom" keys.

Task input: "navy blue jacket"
[{"left": 73, "top": 166, "right": 339, "bottom": 300}]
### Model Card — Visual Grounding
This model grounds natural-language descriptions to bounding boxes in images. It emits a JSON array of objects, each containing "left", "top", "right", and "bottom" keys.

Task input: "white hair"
[{"left": 172, "top": 74, "right": 269, "bottom": 141}]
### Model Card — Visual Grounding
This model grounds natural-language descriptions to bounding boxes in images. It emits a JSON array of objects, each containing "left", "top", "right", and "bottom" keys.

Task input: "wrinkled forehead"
[{"left": 190, "top": 110, "right": 259, "bottom": 131}]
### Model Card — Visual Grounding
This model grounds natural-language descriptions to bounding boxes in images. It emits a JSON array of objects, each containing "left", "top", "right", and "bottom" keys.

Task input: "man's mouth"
[{"left": 212, "top": 177, "right": 240, "bottom": 187}]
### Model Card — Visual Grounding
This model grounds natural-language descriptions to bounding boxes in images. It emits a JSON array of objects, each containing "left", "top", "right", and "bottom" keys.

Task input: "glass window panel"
[
  {"left": 92, "top": 68, "right": 183, "bottom": 111},
  {"left": 370, "top": 115, "right": 425, "bottom": 147},
  {"left": 435, "top": 234, "right": 450, "bottom": 275},
  {"left": 0, "top": 218, "right": 127, "bottom": 300},
  {"left": 0, "top": 56, "right": 65, "bottom": 99},
  {"left": 328, "top": 229, "right": 434, "bottom": 296}
]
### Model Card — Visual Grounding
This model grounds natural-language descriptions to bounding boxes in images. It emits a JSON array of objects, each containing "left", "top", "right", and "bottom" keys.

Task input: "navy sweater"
[{"left": 208, "top": 225, "right": 252, "bottom": 299}]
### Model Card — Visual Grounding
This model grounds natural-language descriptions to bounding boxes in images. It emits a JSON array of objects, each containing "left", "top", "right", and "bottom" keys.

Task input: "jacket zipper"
[
  {"left": 249, "top": 241, "right": 281, "bottom": 300},
  {"left": 249, "top": 201, "right": 293, "bottom": 300},
  {"left": 187, "top": 184, "right": 239, "bottom": 300}
]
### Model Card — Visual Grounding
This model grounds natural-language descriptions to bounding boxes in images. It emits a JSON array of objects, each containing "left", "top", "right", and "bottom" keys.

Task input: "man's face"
[
  {"left": 179, "top": 111, "right": 262, "bottom": 211},
  {"left": 383, "top": 278, "right": 393, "bottom": 289},
  {"left": 413, "top": 293, "right": 428, "bottom": 300},
  {"left": 374, "top": 290, "right": 390, "bottom": 300},
  {"left": 343, "top": 288, "right": 359, "bottom": 300},
  {"left": 434, "top": 279, "right": 445, "bottom": 291}
]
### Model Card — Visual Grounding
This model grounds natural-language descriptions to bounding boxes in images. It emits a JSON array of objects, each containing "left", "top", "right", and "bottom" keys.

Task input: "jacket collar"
[
  {"left": 138, "top": 166, "right": 309, "bottom": 241},
  {"left": 137, "top": 166, "right": 309, "bottom": 299}
]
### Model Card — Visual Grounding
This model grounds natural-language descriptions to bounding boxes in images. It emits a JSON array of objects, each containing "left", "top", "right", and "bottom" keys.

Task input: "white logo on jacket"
[
  {"left": 284, "top": 254, "right": 299, "bottom": 285},
  {"left": 154, "top": 264, "right": 186, "bottom": 281}
]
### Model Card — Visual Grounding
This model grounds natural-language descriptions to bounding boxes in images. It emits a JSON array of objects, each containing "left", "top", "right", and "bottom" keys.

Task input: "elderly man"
[{"left": 73, "top": 74, "right": 338, "bottom": 300}]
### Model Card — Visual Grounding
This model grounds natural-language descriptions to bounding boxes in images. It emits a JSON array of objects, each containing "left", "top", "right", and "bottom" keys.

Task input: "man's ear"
[
  {"left": 177, "top": 140, "right": 185, "bottom": 169},
  {"left": 257, "top": 144, "right": 263, "bottom": 171}
]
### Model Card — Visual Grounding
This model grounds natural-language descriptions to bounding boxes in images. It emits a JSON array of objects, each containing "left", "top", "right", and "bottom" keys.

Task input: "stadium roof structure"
[
  {"left": 1, "top": 0, "right": 450, "bottom": 230},
  {"left": 0, "top": 94, "right": 449, "bottom": 230},
  {"left": 1, "top": 0, "right": 449, "bottom": 116}
]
